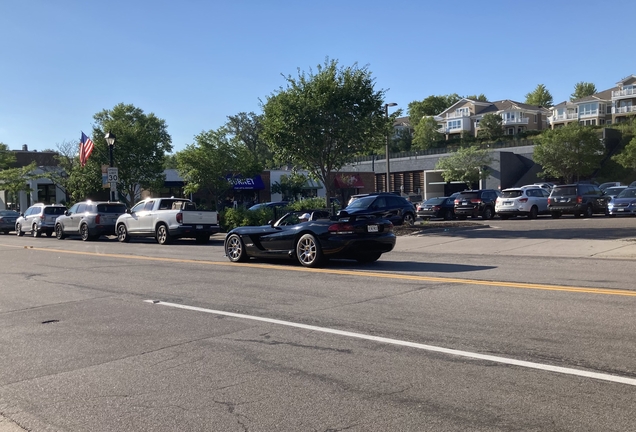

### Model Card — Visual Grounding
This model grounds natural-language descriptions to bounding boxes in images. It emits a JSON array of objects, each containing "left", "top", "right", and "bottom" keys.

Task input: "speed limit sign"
[{"left": 107, "top": 167, "right": 119, "bottom": 183}]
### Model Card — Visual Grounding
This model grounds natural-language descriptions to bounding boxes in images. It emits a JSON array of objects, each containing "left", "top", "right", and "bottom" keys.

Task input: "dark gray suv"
[
  {"left": 453, "top": 189, "right": 500, "bottom": 220},
  {"left": 55, "top": 201, "right": 128, "bottom": 241},
  {"left": 547, "top": 184, "right": 608, "bottom": 218}
]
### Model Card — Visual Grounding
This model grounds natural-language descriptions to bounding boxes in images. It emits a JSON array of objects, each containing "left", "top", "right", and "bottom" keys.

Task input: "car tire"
[
  {"left": 402, "top": 213, "right": 415, "bottom": 226},
  {"left": 80, "top": 224, "right": 92, "bottom": 241},
  {"left": 225, "top": 233, "right": 248, "bottom": 262},
  {"left": 528, "top": 206, "right": 538, "bottom": 219},
  {"left": 551, "top": 212, "right": 562, "bottom": 219},
  {"left": 296, "top": 233, "right": 323, "bottom": 268},
  {"left": 356, "top": 252, "right": 382, "bottom": 263},
  {"left": 443, "top": 210, "right": 453, "bottom": 221},
  {"left": 584, "top": 205, "right": 594, "bottom": 218},
  {"left": 16, "top": 223, "right": 23, "bottom": 236},
  {"left": 482, "top": 207, "right": 493, "bottom": 220},
  {"left": 32, "top": 225, "right": 41, "bottom": 238},
  {"left": 116, "top": 224, "right": 130, "bottom": 243},
  {"left": 55, "top": 224, "right": 66, "bottom": 240},
  {"left": 155, "top": 224, "right": 172, "bottom": 245}
]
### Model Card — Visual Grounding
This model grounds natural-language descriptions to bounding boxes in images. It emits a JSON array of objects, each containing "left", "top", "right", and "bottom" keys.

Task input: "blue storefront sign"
[{"left": 227, "top": 174, "right": 265, "bottom": 190}]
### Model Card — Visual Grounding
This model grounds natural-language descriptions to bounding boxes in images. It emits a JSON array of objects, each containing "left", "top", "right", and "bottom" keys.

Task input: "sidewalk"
[{"left": 393, "top": 227, "right": 636, "bottom": 259}]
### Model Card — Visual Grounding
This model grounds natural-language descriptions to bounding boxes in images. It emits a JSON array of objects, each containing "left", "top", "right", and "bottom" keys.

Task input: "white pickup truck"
[{"left": 115, "top": 198, "right": 220, "bottom": 244}]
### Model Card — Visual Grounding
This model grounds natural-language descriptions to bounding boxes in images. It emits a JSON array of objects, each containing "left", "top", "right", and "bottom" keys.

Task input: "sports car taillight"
[
  {"left": 328, "top": 223, "right": 354, "bottom": 234},
  {"left": 176, "top": 213, "right": 183, "bottom": 224}
]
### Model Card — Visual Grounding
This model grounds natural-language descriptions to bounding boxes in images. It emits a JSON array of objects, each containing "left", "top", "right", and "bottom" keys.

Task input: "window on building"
[
  {"left": 37, "top": 184, "right": 56, "bottom": 204},
  {"left": 448, "top": 120, "right": 462, "bottom": 130},
  {"left": 456, "top": 107, "right": 469, "bottom": 116}
]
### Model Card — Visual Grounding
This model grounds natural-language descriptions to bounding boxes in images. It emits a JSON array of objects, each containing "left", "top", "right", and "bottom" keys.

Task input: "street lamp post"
[
  {"left": 104, "top": 131, "right": 117, "bottom": 201},
  {"left": 384, "top": 102, "right": 397, "bottom": 193}
]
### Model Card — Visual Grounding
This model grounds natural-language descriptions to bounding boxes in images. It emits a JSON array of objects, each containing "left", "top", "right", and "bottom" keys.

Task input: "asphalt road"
[{"left": 1, "top": 216, "right": 635, "bottom": 431}]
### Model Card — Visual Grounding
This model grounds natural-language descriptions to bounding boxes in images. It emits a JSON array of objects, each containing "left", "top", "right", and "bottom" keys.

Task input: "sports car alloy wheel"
[
  {"left": 225, "top": 234, "right": 247, "bottom": 262},
  {"left": 296, "top": 233, "right": 323, "bottom": 268}
]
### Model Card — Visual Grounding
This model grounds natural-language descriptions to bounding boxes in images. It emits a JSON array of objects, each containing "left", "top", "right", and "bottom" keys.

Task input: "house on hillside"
[
  {"left": 434, "top": 98, "right": 550, "bottom": 140},
  {"left": 548, "top": 74, "right": 636, "bottom": 128}
]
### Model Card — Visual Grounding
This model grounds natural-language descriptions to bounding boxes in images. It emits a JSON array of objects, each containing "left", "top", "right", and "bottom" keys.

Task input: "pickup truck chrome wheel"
[
  {"left": 296, "top": 233, "right": 323, "bottom": 268},
  {"left": 156, "top": 224, "right": 172, "bottom": 245},
  {"left": 225, "top": 234, "right": 247, "bottom": 262},
  {"left": 117, "top": 224, "right": 130, "bottom": 242}
]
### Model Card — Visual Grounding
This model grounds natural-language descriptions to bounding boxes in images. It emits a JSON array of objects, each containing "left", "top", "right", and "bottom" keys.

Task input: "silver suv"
[
  {"left": 55, "top": 201, "right": 128, "bottom": 241},
  {"left": 15, "top": 203, "right": 67, "bottom": 237}
]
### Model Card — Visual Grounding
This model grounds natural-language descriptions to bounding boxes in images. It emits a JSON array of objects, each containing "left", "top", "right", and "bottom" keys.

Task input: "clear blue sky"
[{"left": 1, "top": 0, "right": 634, "bottom": 153}]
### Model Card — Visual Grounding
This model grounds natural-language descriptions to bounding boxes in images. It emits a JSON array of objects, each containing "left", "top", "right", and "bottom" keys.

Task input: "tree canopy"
[
  {"left": 225, "top": 112, "right": 274, "bottom": 168},
  {"left": 176, "top": 127, "right": 263, "bottom": 209},
  {"left": 68, "top": 103, "right": 173, "bottom": 205},
  {"left": 0, "top": 143, "right": 16, "bottom": 169},
  {"left": 435, "top": 145, "right": 493, "bottom": 188},
  {"left": 533, "top": 123, "right": 605, "bottom": 183},
  {"left": 412, "top": 116, "right": 442, "bottom": 150},
  {"left": 570, "top": 82, "right": 597, "bottom": 101},
  {"left": 261, "top": 59, "right": 387, "bottom": 200},
  {"left": 477, "top": 113, "right": 504, "bottom": 141},
  {"left": 525, "top": 84, "right": 554, "bottom": 107},
  {"left": 407, "top": 94, "right": 461, "bottom": 129},
  {"left": 611, "top": 121, "right": 636, "bottom": 173}
]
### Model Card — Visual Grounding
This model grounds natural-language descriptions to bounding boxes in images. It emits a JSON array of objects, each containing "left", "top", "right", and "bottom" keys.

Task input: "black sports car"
[{"left": 224, "top": 210, "right": 396, "bottom": 267}]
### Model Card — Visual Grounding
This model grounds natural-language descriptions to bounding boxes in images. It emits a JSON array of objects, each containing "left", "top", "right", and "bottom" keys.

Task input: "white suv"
[
  {"left": 495, "top": 186, "right": 550, "bottom": 219},
  {"left": 15, "top": 203, "right": 67, "bottom": 237}
]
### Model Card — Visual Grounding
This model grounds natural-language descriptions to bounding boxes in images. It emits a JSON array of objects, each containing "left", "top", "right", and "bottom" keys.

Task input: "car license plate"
[
  {"left": 367, "top": 224, "right": 378, "bottom": 232},
  {"left": 617, "top": 209, "right": 625, "bottom": 212},
  {"left": 196, "top": 225, "right": 203, "bottom": 229}
]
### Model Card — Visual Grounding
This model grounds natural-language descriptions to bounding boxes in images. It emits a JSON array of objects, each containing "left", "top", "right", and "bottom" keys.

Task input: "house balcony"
[
  {"left": 550, "top": 112, "right": 579, "bottom": 122},
  {"left": 501, "top": 117, "right": 529, "bottom": 125},
  {"left": 438, "top": 125, "right": 471, "bottom": 134},
  {"left": 579, "top": 111, "right": 601, "bottom": 119},
  {"left": 445, "top": 111, "right": 471, "bottom": 119},
  {"left": 613, "top": 105, "right": 636, "bottom": 114},
  {"left": 612, "top": 88, "right": 636, "bottom": 100}
]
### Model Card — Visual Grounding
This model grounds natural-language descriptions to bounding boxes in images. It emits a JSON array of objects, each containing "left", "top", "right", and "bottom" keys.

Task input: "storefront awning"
[
  {"left": 227, "top": 174, "right": 265, "bottom": 190},
  {"left": 334, "top": 174, "right": 365, "bottom": 189},
  {"left": 302, "top": 178, "right": 323, "bottom": 189}
]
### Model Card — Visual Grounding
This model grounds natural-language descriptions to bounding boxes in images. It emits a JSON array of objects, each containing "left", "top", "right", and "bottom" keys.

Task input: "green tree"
[
  {"left": 261, "top": 59, "right": 387, "bottom": 200},
  {"left": 533, "top": 123, "right": 605, "bottom": 183},
  {"left": 225, "top": 112, "right": 274, "bottom": 168},
  {"left": 408, "top": 94, "right": 461, "bottom": 128},
  {"left": 72, "top": 103, "right": 173, "bottom": 205},
  {"left": 0, "top": 143, "right": 17, "bottom": 168},
  {"left": 612, "top": 136, "right": 636, "bottom": 173},
  {"left": 525, "top": 84, "right": 554, "bottom": 107},
  {"left": 465, "top": 94, "right": 488, "bottom": 102},
  {"left": 271, "top": 171, "right": 308, "bottom": 201},
  {"left": 435, "top": 145, "right": 493, "bottom": 188},
  {"left": 477, "top": 113, "right": 504, "bottom": 141},
  {"left": 412, "top": 116, "right": 442, "bottom": 150},
  {"left": 391, "top": 127, "right": 413, "bottom": 152},
  {"left": 176, "top": 127, "right": 263, "bottom": 209},
  {"left": 570, "top": 82, "right": 597, "bottom": 101},
  {"left": 0, "top": 162, "right": 40, "bottom": 203}
]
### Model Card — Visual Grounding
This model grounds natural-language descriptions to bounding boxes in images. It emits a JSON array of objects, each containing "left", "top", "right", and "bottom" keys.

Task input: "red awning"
[{"left": 334, "top": 174, "right": 364, "bottom": 189}]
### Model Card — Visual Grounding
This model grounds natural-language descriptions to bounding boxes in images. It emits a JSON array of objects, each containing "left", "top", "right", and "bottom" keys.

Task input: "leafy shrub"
[{"left": 221, "top": 207, "right": 276, "bottom": 231}]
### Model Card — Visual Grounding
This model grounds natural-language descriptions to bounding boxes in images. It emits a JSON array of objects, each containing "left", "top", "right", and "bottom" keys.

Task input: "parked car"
[
  {"left": 532, "top": 182, "right": 556, "bottom": 191},
  {"left": 224, "top": 210, "right": 395, "bottom": 267},
  {"left": 416, "top": 196, "right": 456, "bottom": 220},
  {"left": 599, "top": 181, "right": 623, "bottom": 192},
  {"left": 603, "top": 186, "right": 628, "bottom": 200},
  {"left": 55, "top": 201, "right": 128, "bottom": 241},
  {"left": 607, "top": 187, "right": 636, "bottom": 216},
  {"left": 453, "top": 189, "right": 500, "bottom": 220},
  {"left": 248, "top": 201, "right": 289, "bottom": 211},
  {"left": 342, "top": 193, "right": 416, "bottom": 226},
  {"left": 629, "top": 181, "right": 636, "bottom": 188},
  {"left": 547, "top": 183, "right": 608, "bottom": 218},
  {"left": 495, "top": 186, "right": 550, "bottom": 219},
  {"left": 15, "top": 203, "right": 66, "bottom": 237},
  {"left": 116, "top": 197, "right": 219, "bottom": 244},
  {"left": 0, "top": 210, "right": 20, "bottom": 234}
]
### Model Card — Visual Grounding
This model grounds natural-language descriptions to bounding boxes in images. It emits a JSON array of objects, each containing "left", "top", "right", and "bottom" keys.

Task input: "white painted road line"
[{"left": 145, "top": 300, "right": 636, "bottom": 387}]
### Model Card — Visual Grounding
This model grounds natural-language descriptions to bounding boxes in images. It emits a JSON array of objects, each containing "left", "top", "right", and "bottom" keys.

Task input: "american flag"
[{"left": 79, "top": 131, "right": 94, "bottom": 167}]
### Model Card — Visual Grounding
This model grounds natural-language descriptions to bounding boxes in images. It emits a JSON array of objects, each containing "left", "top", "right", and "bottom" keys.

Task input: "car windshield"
[
  {"left": 346, "top": 196, "right": 375, "bottom": 210},
  {"left": 44, "top": 207, "right": 66, "bottom": 215},
  {"left": 617, "top": 188, "right": 636, "bottom": 199},
  {"left": 552, "top": 186, "right": 577, "bottom": 196},
  {"left": 97, "top": 204, "right": 128, "bottom": 213},
  {"left": 423, "top": 197, "right": 445, "bottom": 205},
  {"left": 501, "top": 190, "right": 523, "bottom": 198}
]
